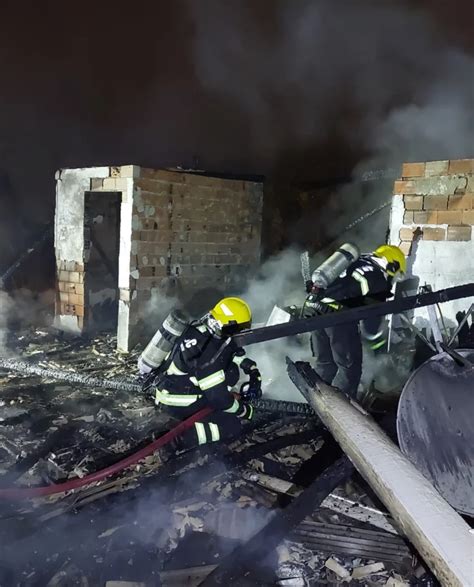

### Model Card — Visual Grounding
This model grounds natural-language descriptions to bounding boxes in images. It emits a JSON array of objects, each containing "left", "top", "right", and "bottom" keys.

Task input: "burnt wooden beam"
[
  {"left": 234, "top": 283, "right": 474, "bottom": 345},
  {"left": 201, "top": 457, "right": 354, "bottom": 586},
  {"left": 287, "top": 358, "right": 473, "bottom": 587}
]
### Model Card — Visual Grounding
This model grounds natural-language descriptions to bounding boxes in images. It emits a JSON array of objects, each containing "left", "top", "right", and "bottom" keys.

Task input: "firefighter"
[
  {"left": 303, "top": 245, "right": 406, "bottom": 399},
  {"left": 153, "top": 297, "right": 262, "bottom": 450}
]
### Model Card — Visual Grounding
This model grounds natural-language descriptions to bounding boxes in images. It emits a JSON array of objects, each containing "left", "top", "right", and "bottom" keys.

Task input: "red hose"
[{"left": 0, "top": 407, "right": 213, "bottom": 500}]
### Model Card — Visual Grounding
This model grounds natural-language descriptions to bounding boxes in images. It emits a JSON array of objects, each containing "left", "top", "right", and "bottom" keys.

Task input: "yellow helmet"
[
  {"left": 373, "top": 245, "right": 407, "bottom": 277},
  {"left": 208, "top": 297, "right": 252, "bottom": 336}
]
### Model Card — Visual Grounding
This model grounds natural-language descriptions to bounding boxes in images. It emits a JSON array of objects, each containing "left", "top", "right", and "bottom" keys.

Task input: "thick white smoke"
[{"left": 235, "top": 248, "right": 311, "bottom": 402}]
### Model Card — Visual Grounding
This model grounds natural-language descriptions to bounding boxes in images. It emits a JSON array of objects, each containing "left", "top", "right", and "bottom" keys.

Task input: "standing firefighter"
[
  {"left": 139, "top": 297, "right": 261, "bottom": 450},
  {"left": 303, "top": 244, "right": 406, "bottom": 399}
]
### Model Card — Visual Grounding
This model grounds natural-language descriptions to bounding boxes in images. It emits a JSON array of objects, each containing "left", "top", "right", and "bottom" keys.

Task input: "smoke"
[
  {"left": 0, "top": 288, "right": 54, "bottom": 355},
  {"left": 236, "top": 248, "right": 312, "bottom": 402},
  {"left": 188, "top": 1, "right": 470, "bottom": 160},
  {"left": 188, "top": 0, "right": 473, "bottom": 249}
]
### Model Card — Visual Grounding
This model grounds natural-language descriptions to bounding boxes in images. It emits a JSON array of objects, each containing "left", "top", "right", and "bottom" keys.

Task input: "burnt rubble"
[{"left": 0, "top": 330, "right": 437, "bottom": 586}]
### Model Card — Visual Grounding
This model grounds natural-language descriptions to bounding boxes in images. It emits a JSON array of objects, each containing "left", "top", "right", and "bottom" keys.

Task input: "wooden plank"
[{"left": 287, "top": 359, "right": 473, "bottom": 587}]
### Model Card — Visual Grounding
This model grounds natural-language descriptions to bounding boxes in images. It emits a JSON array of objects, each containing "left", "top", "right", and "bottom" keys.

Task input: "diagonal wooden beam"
[{"left": 286, "top": 358, "right": 473, "bottom": 587}]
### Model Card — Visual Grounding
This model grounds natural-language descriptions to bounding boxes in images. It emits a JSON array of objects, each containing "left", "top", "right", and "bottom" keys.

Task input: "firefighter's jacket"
[
  {"left": 154, "top": 323, "right": 255, "bottom": 419},
  {"left": 304, "top": 255, "right": 393, "bottom": 351}
]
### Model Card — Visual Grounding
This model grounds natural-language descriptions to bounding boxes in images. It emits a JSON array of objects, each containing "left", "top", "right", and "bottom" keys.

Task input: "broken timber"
[
  {"left": 235, "top": 282, "right": 474, "bottom": 345},
  {"left": 201, "top": 457, "right": 354, "bottom": 585},
  {"left": 287, "top": 359, "right": 473, "bottom": 587}
]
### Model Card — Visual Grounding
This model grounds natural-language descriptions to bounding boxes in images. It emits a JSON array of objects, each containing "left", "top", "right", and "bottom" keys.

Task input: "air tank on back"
[
  {"left": 311, "top": 243, "right": 360, "bottom": 289},
  {"left": 138, "top": 309, "right": 189, "bottom": 375}
]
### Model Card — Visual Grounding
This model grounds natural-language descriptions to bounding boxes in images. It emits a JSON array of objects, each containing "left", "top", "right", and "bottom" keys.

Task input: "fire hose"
[
  {"left": 0, "top": 357, "right": 313, "bottom": 415},
  {"left": 0, "top": 407, "right": 213, "bottom": 500}
]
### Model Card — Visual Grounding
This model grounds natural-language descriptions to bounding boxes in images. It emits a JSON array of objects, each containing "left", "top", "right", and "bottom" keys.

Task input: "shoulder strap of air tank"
[{"left": 159, "top": 322, "right": 195, "bottom": 374}]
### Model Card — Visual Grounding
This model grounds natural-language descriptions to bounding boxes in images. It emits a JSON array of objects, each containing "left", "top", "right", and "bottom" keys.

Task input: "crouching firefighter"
[
  {"left": 302, "top": 244, "right": 406, "bottom": 399},
  {"left": 138, "top": 298, "right": 262, "bottom": 451}
]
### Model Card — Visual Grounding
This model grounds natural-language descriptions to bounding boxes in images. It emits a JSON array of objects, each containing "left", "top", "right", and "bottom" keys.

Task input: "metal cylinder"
[
  {"left": 311, "top": 243, "right": 360, "bottom": 289},
  {"left": 397, "top": 349, "right": 474, "bottom": 516},
  {"left": 138, "top": 309, "right": 189, "bottom": 374}
]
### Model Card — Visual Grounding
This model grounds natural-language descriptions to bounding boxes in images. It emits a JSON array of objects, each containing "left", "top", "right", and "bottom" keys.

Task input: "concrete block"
[
  {"left": 422, "top": 227, "right": 445, "bottom": 241},
  {"left": 69, "top": 271, "right": 80, "bottom": 283},
  {"left": 403, "top": 211, "right": 414, "bottom": 224},
  {"left": 397, "top": 176, "right": 467, "bottom": 196},
  {"left": 102, "top": 177, "right": 118, "bottom": 190},
  {"left": 69, "top": 293, "right": 83, "bottom": 305},
  {"left": 400, "top": 228, "right": 416, "bottom": 241},
  {"left": 393, "top": 180, "right": 412, "bottom": 194},
  {"left": 462, "top": 210, "right": 474, "bottom": 224},
  {"left": 402, "top": 162, "right": 425, "bottom": 178},
  {"left": 403, "top": 195, "right": 423, "bottom": 210},
  {"left": 437, "top": 210, "right": 463, "bottom": 225},
  {"left": 114, "top": 178, "right": 129, "bottom": 192},
  {"left": 448, "top": 194, "right": 474, "bottom": 210},
  {"left": 120, "top": 165, "right": 141, "bottom": 178},
  {"left": 424, "top": 160, "right": 449, "bottom": 176},
  {"left": 423, "top": 195, "right": 448, "bottom": 210},
  {"left": 399, "top": 241, "right": 412, "bottom": 255},
  {"left": 90, "top": 178, "right": 104, "bottom": 190},
  {"left": 448, "top": 159, "right": 474, "bottom": 174},
  {"left": 74, "top": 304, "right": 85, "bottom": 317},
  {"left": 58, "top": 281, "right": 66, "bottom": 292},
  {"left": 59, "top": 270, "right": 69, "bottom": 282},
  {"left": 447, "top": 226, "right": 472, "bottom": 241},
  {"left": 59, "top": 292, "right": 68, "bottom": 303},
  {"left": 413, "top": 211, "right": 438, "bottom": 224}
]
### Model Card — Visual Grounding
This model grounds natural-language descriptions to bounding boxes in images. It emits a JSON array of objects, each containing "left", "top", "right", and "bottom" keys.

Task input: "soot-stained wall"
[{"left": 55, "top": 166, "right": 263, "bottom": 350}]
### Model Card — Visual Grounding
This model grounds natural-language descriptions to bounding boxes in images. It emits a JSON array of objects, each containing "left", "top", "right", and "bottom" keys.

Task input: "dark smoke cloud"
[
  {"left": 0, "top": 0, "right": 472, "bottom": 274},
  {"left": 186, "top": 0, "right": 473, "bottom": 249}
]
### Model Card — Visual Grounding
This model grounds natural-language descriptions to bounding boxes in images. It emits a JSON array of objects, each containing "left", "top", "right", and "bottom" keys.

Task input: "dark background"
[{"left": 0, "top": 0, "right": 473, "bottom": 288}]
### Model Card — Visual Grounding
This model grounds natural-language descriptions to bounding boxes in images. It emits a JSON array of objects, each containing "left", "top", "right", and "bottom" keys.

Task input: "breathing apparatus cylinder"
[
  {"left": 138, "top": 309, "right": 189, "bottom": 375},
  {"left": 311, "top": 243, "right": 360, "bottom": 289}
]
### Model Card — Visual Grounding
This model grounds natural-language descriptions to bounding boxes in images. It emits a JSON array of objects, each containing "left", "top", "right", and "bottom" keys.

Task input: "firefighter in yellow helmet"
[
  {"left": 303, "top": 245, "right": 406, "bottom": 399},
  {"left": 153, "top": 297, "right": 261, "bottom": 449}
]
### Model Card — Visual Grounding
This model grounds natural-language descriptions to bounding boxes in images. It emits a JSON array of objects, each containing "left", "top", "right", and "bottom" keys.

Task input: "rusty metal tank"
[{"left": 397, "top": 349, "right": 474, "bottom": 516}]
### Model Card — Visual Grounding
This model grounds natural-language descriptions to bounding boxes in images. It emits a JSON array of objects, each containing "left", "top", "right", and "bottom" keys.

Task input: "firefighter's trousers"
[
  {"left": 310, "top": 321, "right": 362, "bottom": 399},
  {"left": 164, "top": 404, "right": 242, "bottom": 449}
]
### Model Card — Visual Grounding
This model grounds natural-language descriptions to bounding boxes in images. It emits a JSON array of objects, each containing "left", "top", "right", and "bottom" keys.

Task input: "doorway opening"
[{"left": 83, "top": 191, "right": 121, "bottom": 332}]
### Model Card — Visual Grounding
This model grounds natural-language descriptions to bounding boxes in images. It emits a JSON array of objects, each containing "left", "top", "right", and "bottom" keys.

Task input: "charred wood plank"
[
  {"left": 235, "top": 283, "right": 474, "bottom": 346},
  {"left": 287, "top": 358, "right": 473, "bottom": 587},
  {"left": 201, "top": 457, "right": 354, "bottom": 586}
]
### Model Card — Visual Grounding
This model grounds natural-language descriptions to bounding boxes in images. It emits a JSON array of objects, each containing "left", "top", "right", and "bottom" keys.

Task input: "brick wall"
[
  {"left": 55, "top": 165, "right": 263, "bottom": 350},
  {"left": 389, "top": 158, "right": 474, "bottom": 326},
  {"left": 393, "top": 159, "right": 474, "bottom": 254},
  {"left": 126, "top": 167, "right": 263, "bottom": 341},
  {"left": 56, "top": 261, "right": 85, "bottom": 328}
]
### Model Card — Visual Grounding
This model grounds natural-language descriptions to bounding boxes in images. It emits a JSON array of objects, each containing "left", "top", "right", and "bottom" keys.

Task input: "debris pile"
[{"left": 0, "top": 329, "right": 436, "bottom": 585}]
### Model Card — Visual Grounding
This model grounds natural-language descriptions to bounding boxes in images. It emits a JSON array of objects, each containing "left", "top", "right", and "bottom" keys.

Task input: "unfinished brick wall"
[
  {"left": 55, "top": 165, "right": 263, "bottom": 350},
  {"left": 57, "top": 261, "right": 85, "bottom": 328},
  {"left": 393, "top": 159, "right": 474, "bottom": 254},
  {"left": 389, "top": 158, "right": 474, "bottom": 325},
  {"left": 125, "top": 167, "right": 262, "bottom": 342}
]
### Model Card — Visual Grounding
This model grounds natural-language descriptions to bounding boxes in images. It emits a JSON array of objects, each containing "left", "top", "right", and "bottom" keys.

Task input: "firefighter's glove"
[
  {"left": 240, "top": 371, "right": 262, "bottom": 401},
  {"left": 305, "top": 280, "right": 314, "bottom": 294},
  {"left": 303, "top": 296, "right": 331, "bottom": 317}
]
